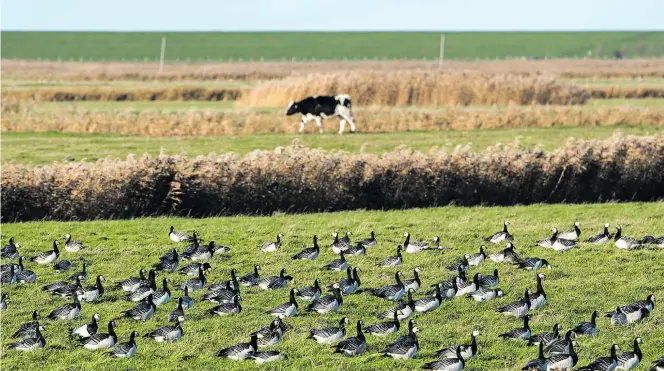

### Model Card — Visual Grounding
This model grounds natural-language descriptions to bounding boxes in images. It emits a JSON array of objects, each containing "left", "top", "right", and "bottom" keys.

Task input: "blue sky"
[{"left": 2, "top": 0, "right": 663, "bottom": 31}]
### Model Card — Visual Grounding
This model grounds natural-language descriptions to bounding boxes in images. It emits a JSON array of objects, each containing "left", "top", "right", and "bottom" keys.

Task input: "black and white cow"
[{"left": 285, "top": 94, "right": 356, "bottom": 134}]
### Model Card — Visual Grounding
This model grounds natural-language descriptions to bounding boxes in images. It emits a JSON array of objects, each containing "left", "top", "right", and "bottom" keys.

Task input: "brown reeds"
[
  {"left": 2, "top": 86, "right": 246, "bottom": 102},
  {"left": 2, "top": 133, "right": 662, "bottom": 221}
]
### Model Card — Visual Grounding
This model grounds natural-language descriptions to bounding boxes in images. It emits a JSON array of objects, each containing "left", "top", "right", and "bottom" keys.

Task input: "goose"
[
  {"left": 356, "top": 231, "right": 377, "bottom": 247},
  {"left": 572, "top": 311, "right": 599, "bottom": 336},
  {"left": 308, "top": 286, "right": 343, "bottom": 314},
  {"left": 404, "top": 267, "right": 423, "bottom": 292},
  {"left": 258, "top": 268, "right": 292, "bottom": 290},
  {"left": 151, "top": 278, "right": 171, "bottom": 305},
  {"left": 499, "top": 315, "right": 531, "bottom": 340},
  {"left": 465, "top": 245, "right": 487, "bottom": 266},
  {"left": 154, "top": 250, "right": 179, "bottom": 273},
  {"left": 180, "top": 266, "right": 208, "bottom": 292},
  {"left": 605, "top": 294, "right": 656, "bottom": 322},
  {"left": 403, "top": 232, "right": 443, "bottom": 253},
  {"left": 551, "top": 232, "right": 577, "bottom": 252},
  {"left": 378, "top": 287, "right": 415, "bottom": 320},
  {"left": 527, "top": 273, "right": 547, "bottom": 310},
  {"left": 237, "top": 264, "right": 261, "bottom": 286},
  {"left": 208, "top": 268, "right": 239, "bottom": 293},
  {"left": 16, "top": 260, "right": 37, "bottom": 283},
  {"left": 181, "top": 233, "right": 202, "bottom": 256},
  {"left": 158, "top": 248, "right": 179, "bottom": 262},
  {"left": 296, "top": 279, "right": 322, "bottom": 301},
  {"left": 216, "top": 334, "right": 258, "bottom": 360},
  {"left": 586, "top": 223, "right": 613, "bottom": 244},
  {"left": 456, "top": 273, "right": 480, "bottom": 297},
  {"left": 1, "top": 237, "right": 19, "bottom": 259},
  {"left": 382, "top": 319, "right": 419, "bottom": 359},
  {"left": 267, "top": 288, "right": 298, "bottom": 317},
  {"left": 1, "top": 293, "right": 7, "bottom": 311},
  {"left": 522, "top": 342, "right": 547, "bottom": 371},
  {"left": 515, "top": 257, "right": 552, "bottom": 271},
  {"left": 120, "top": 294, "right": 156, "bottom": 321},
  {"left": 182, "top": 241, "right": 216, "bottom": 261},
  {"left": 48, "top": 294, "right": 82, "bottom": 320},
  {"left": 489, "top": 242, "right": 520, "bottom": 263},
  {"left": 1, "top": 264, "right": 18, "bottom": 286},
  {"left": 331, "top": 266, "right": 361, "bottom": 295},
  {"left": 203, "top": 281, "right": 240, "bottom": 304},
  {"left": 42, "top": 278, "right": 75, "bottom": 293},
  {"left": 343, "top": 243, "right": 367, "bottom": 256},
  {"left": 545, "top": 330, "right": 577, "bottom": 355},
  {"left": 77, "top": 275, "right": 105, "bottom": 302},
  {"left": 169, "top": 226, "right": 193, "bottom": 242},
  {"left": 528, "top": 323, "right": 561, "bottom": 347},
  {"left": 251, "top": 351, "right": 287, "bottom": 364},
  {"left": 340, "top": 231, "right": 353, "bottom": 245},
  {"left": 259, "top": 233, "right": 283, "bottom": 252},
  {"left": 257, "top": 326, "right": 282, "bottom": 347},
  {"left": 623, "top": 307, "right": 651, "bottom": 324},
  {"left": 115, "top": 268, "right": 147, "bottom": 292},
  {"left": 208, "top": 294, "right": 242, "bottom": 316},
  {"left": 107, "top": 331, "right": 138, "bottom": 358},
  {"left": 64, "top": 233, "right": 86, "bottom": 252},
  {"left": 2, "top": 255, "right": 23, "bottom": 273},
  {"left": 369, "top": 271, "right": 405, "bottom": 301},
  {"left": 292, "top": 235, "right": 320, "bottom": 260},
  {"left": 414, "top": 283, "right": 443, "bottom": 313},
  {"left": 324, "top": 251, "right": 348, "bottom": 271},
  {"left": 179, "top": 262, "right": 212, "bottom": 277},
  {"left": 251, "top": 318, "right": 286, "bottom": 341},
  {"left": 610, "top": 307, "right": 631, "bottom": 325},
  {"left": 168, "top": 298, "right": 186, "bottom": 322},
  {"left": 578, "top": 344, "right": 620, "bottom": 371},
  {"left": 181, "top": 287, "right": 194, "bottom": 309},
  {"left": 497, "top": 289, "right": 531, "bottom": 318},
  {"left": 308, "top": 317, "right": 350, "bottom": 344},
  {"left": 144, "top": 316, "right": 184, "bottom": 342},
  {"left": 616, "top": 337, "right": 643, "bottom": 370},
  {"left": 484, "top": 221, "right": 514, "bottom": 244},
  {"left": 614, "top": 225, "right": 641, "bottom": 250},
  {"left": 447, "top": 256, "right": 470, "bottom": 273},
  {"left": 68, "top": 262, "right": 88, "bottom": 281},
  {"left": 545, "top": 340, "right": 578, "bottom": 370},
  {"left": 467, "top": 287, "right": 505, "bottom": 302},
  {"left": 7, "top": 326, "right": 46, "bottom": 352},
  {"left": 650, "top": 357, "right": 664, "bottom": 371},
  {"left": 332, "top": 320, "right": 366, "bottom": 357},
  {"left": 53, "top": 260, "right": 72, "bottom": 272},
  {"left": 536, "top": 228, "right": 558, "bottom": 249},
  {"left": 477, "top": 269, "right": 499, "bottom": 288},
  {"left": 422, "top": 346, "right": 465, "bottom": 370},
  {"left": 330, "top": 232, "right": 351, "bottom": 254},
  {"left": 364, "top": 311, "right": 400, "bottom": 337},
  {"left": 434, "top": 277, "right": 459, "bottom": 299},
  {"left": 124, "top": 275, "right": 156, "bottom": 302},
  {"left": 78, "top": 320, "right": 117, "bottom": 350},
  {"left": 639, "top": 235, "right": 664, "bottom": 246},
  {"left": 211, "top": 242, "right": 231, "bottom": 255},
  {"left": 71, "top": 313, "right": 100, "bottom": 339},
  {"left": 30, "top": 240, "right": 59, "bottom": 265},
  {"left": 433, "top": 330, "right": 480, "bottom": 360},
  {"left": 558, "top": 221, "right": 581, "bottom": 241},
  {"left": 12, "top": 311, "right": 44, "bottom": 339}
]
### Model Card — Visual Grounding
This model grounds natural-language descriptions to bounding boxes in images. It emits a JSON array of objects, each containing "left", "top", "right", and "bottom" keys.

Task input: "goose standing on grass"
[
  {"left": 259, "top": 233, "right": 283, "bottom": 252},
  {"left": 120, "top": 294, "right": 157, "bottom": 321},
  {"left": 522, "top": 342, "right": 547, "bottom": 371},
  {"left": 478, "top": 269, "right": 499, "bottom": 288},
  {"left": 515, "top": 257, "right": 552, "bottom": 271},
  {"left": 208, "top": 294, "right": 242, "bottom": 316},
  {"left": 484, "top": 221, "right": 514, "bottom": 244},
  {"left": 169, "top": 226, "right": 193, "bottom": 242},
  {"left": 415, "top": 283, "right": 443, "bottom": 314},
  {"left": 545, "top": 341, "right": 578, "bottom": 370},
  {"left": 497, "top": 289, "right": 531, "bottom": 318},
  {"left": 378, "top": 288, "right": 416, "bottom": 321},
  {"left": 433, "top": 331, "right": 480, "bottom": 360},
  {"left": 558, "top": 221, "right": 582, "bottom": 241},
  {"left": 578, "top": 344, "right": 620, "bottom": 371},
  {"left": 332, "top": 266, "right": 361, "bottom": 295},
  {"left": 12, "top": 311, "right": 44, "bottom": 339},
  {"left": 468, "top": 287, "right": 504, "bottom": 302},
  {"left": 2, "top": 237, "right": 19, "bottom": 259},
  {"left": 403, "top": 267, "right": 423, "bottom": 292},
  {"left": 115, "top": 268, "right": 147, "bottom": 292},
  {"left": 356, "top": 231, "right": 377, "bottom": 248},
  {"left": 1, "top": 293, "right": 7, "bottom": 311},
  {"left": 308, "top": 286, "right": 343, "bottom": 314},
  {"left": 267, "top": 288, "right": 299, "bottom": 317},
  {"left": 181, "top": 266, "right": 208, "bottom": 292},
  {"left": 536, "top": 228, "right": 558, "bottom": 249},
  {"left": 31, "top": 240, "right": 60, "bottom": 265},
  {"left": 527, "top": 273, "right": 547, "bottom": 310},
  {"left": 586, "top": 223, "right": 613, "bottom": 244},
  {"left": 79, "top": 320, "right": 117, "bottom": 350},
  {"left": 489, "top": 242, "right": 520, "bottom": 263},
  {"left": 216, "top": 334, "right": 258, "bottom": 360},
  {"left": 324, "top": 251, "right": 348, "bottom": 271},
  {"left": 403, "top": 232, "right": 442, "bottom": 253},
  {"left": 605, "top": 294, "right": 656, "bottom": 322},
  {"left": 53, "top": 260, "right": 72, "bottom": 273},
  {"left": 144, "top": 316, "right": 184, "bottom": 342},
  {"left": 364, "top": 311, "right": 400, "bottom": 337},
  {"left": 16, "top": 259, "right": 37, "bottom": 283},
  {"left": 616, "top": 337, "right": 643, "bottom": 370},
  {"left": 308, "top": 317, "right": 350, "bottom": 344},
  {"left": 151, "top": 278, "right": 171, "bottom": 305},
  {"left": 168, "top": 298, "right": 186, "bottom": 322},
  {"left": 107, "top": 331, "right": 138, "bottom": 358},
  {"left": 48, "top": 295, "right": 81, "bottom": 320},
  {"left": 528, "top": 324, "right": 561, "bottom": 347},
  {"left": 68, "top": 262, "right": 88, "bottom": 282},
  {"left": 7, "top": 326, "right": 46, "bottom": 352},
  {"left": 258, "top": 268, "right": 292, "bottom": 290},
  {"left": 382, "top": 319, "right": 419, "bottom": 359},
  {"left": 292, "top": 235, "right": 320, "bottom": 260},
  {"left": 331, "top": 232, "right": 351, "bottom": 254},
  {"left": 545, "top": 330, "right": 577, "bottom": 355},
  {"left": 615, "top": 225, "right": 641, "bottom": 250},
  {"left": 572, "top": 311, "right": 599, "bottom": 336},
  {"left": 71, "top": 313, "right": 100, "bottom": 339},
  {"left": 466, "top": 245, "right": 487, "bottom": 267},
  {"left": 499, "top": 315, "right": 531, "bottom": 340},
  {"left": 369, "top": 271, "right": 405, "bottom": 301},
  {"left": 332, "top": 320, "right": 366, "bottom": 357},
  {"left": 238, "top": 264, "right": 262, "bottom": 287},
  {"left": 77, "top": 275, "right": 105, "bottom": 303},
  {"left": 296, "top": 279, "right": 322, "bottom": 301},
  {"left": 154, "top": 250, "right": 179, "bottom": 273},
  {"left": 64, "top": 233, "right": 87, "bottom": 252},
  {"left": 343, "top": 242, "right": 367, "bottom": 256},
  {"left": 251, "top": 351, "right": 287, "bottom": 364},
  {"left": 422, "top": 346, "right": 465, "bottom": 370}
]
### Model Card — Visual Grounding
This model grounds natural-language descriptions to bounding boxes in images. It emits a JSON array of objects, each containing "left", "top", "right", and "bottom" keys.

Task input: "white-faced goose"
[
  {"left": 606, "top": 294, "right": 656, "bottom": 323},
  {"left": 48, "top": 294, "right": 81, "bottom": 320},
  {"left": 332, "top": 320, "right": 366, "bottom": 357},
  {"left": 64, "top": 233, "right": 86, "bottom": 252},
  {"left": 615, "top": 225, "right": 641, "bottom": 250},
  {"left": 536, "top": 228, "right": 557, "bottom": 249},
  {"left": 12, "top": 311, "right": 43, "bottom": 339},
  {"left": 331, "top": 267, "right": 361, "bottom": 295},
  {"left": 467, "top": 287, "right": 504, "bottom": 302},
  {"left": 16, "top": 259, "right": 37, "bottom": 283},
  {"left": 617, "top": 337, "right": 643, "bottom": 370},
  {"left": 182, "top": 241, "right": 216, "bottom": 261},
  {"left": 259, "top": 233, "right": 283, "bottom": 252},
  {"left": 209, "top": 295, "right": 242, "bottom": 316},
  {"left": 169, "top": 226, "right": 193, "bottom": 242},
  {"left": 151, "top": 278, "right": 171, "bottom": 305},
  {"left": 572, "top": 311, "right": 598, "bottom": 336},
  {"left": 545, "top": 330, "right": 577, "bottom": 355},
  {"left": 456, "top": 273, "right": 480, "bottom": 297},
  {"left": 545, "top": 340, "right": 578, "bottom": 370},
  {"left": 154, "top": 249, "right": 179, "bottom": 273},
  {"left": 267, "top": 288, "right": 298, "bottom": 317},
  {"left": 376, "top": 245, "right": 404, "bottom": 267},
  {"left": 466, "top": 245, "right": 487, "bottom": 267},
  {"left": 53, "top": 260, "right": 72, "bottom": 273},
  {"left": 107, "top": 330, "right": 138, "bottom": 358},
  {"left": 41, "top": 277, "right": 72, "bottom": 293},
  {"left": 216, "top": 334, "right": 258, "bottom": 360},
  {"left": 144, "top": 316, "right": 184, "bottom": 342},
  {"left": 203, "top": 281, "right": 240, "bottom": 304},
  {"left": 307, "top": 286, "right": 343, "bottom": 314},
  {"left": 558, "top": 221, "right": 582, "bottom": 241},
  {"left": 551, "top": 232, "right": 576, "bottom": 252},
  {"left": 578, "top": 344, "right": 620, "bottom": 371},
  {"left": 30, "top": 240, "right": 60, "bottom": 265},
  {"left": 77, "top": 275, "right": 105, "bottom": 303},
  {"left": 423, "top": 346, "right": 466, "bottom": 370},
  {"left": 1, "top": 265, "right": 18, "bottom": 286},
  {"left": 168, "top": 298, "right": 186, "bottom": 322},
  {"left": 180, "top": 287, "right": 194, "bottom": 310},
  {"left": 181, "top": 266, "right": 208, "bottom": 292},
  {"left": 58, "top": 273, "right": 86, "bottom": 295},
  {"left": 356, "top": 231, "right": 377, "bottom": 247},
  {"left": 651, "top": 356, "right": 664, "bottom": 371},
  {"left": 433, "top": 276, "right": 459, "bottom": 299},
  {"left": 496, "top": 289, "right": 531, "bottom": 318},
  {"left": 182, "top": 233, "right": 201, "bottom": 256},
  {"left": 340, "top": 231, "right": 353, "bottom": 245},
  {"left": 292, "top": 235, "right": 320, "bottom": 260},
  {"left": 484, "top": 221, "right": 514, "bottom": 244},
  {"left": 364, "top": 311, "right": 400, "bottom": 337},
  {"left": 489, "top": 242, "right": 520, "bottom": 263},
  {"left": 515, "top": 257, "right": 552, "bottom": 271},
  {"left": 499, "top": 315, "right": 531, "bottom": 340},
  {"left": 124, "top": 275, "right": 156, "bottom": 302},
  {"left": 433, "top": 330, "right": 480, "bottom": 360},
  {"left": 308, "top": 317, "right": 350, "bottom": 344},
  {"left": 7, "top": 326, "right": 46, "bottom": 352},
  {"left": 477, "top": 269, "right": 499, "bottom": 288},
  {"left": 252, "top": 318, "right": 286, "bottom": 340},
  {"left": 1, "top": 256, "right": 21, "bottom": 273},
  {"left": 414, "top": 283, "right": 443, "bottom": 314},
  {"left": 447, "top": 256, "right": 470, "bottom": 273},
  {"left": 120, "top": 294, "right": 156, "bottom": 321},
  {"left": 404, "top": 267, "right": 423, "bottom": 292},
  {"left": 115, "top": 268, "right": 147, "bottom": 292},
  {"left": 403, "top": 233, "right": 443, "bottom": 253},
  {"left": 330, "top": 232, "right": 351, "bottom": 254},
  {"left": 79, "top": 320, "right": 117, "bottom": 350},
  {"left": 296, "top": 279, "right": 322, "bottom": 301},
  {"left": 257, "top": 324, "right": 282, "bottom": 347},
  {"left": 343, "top": 243, "right": 366, "bottom": 256},
  {"left": 258, "top": 268, "right": 292, "bottom": 290},
  {"left": 324, "top": 251, "right": 348, "bottom": 271},
  {"left": 1, "top": 237, "right": 19, "bottom": 260},
  {"left": 586, "top": 223, "right": 613, "bottom": 244},
  {"left": 382, "top": 319, "right": 419, "bottom": 359},
  {"left": 71, "top": 313, "right": 101, "bottom": 339},
  {"left": 177, "top": 262, "right": 210, "bottom": 278},
  {"left": 378, "top": 288, "right": 415, "bottom": 321},
  {"left": 527, "top": 273, "right": 547, "bottom": 310},
  {"left": 251, "top": 351, "right": 287, "bottom": 364},
  {"left": 1, "top": 293, "right": 7, "bottom": 311},
  {"left": 369, "top": 271, "right": 405, "bottom": 301},
  {"left": 521, "top": 342, "right": 547, "bottom": 371},
  {"left": 237, "top": 265, "right": 261, "bottom": 287},
  {"left": 528, "top": 323, "right": 561, "bottom": 347}
]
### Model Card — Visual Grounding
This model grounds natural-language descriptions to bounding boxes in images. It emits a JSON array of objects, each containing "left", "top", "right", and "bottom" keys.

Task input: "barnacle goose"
[
  {"left": 30, "top": 240, "right": 59, "bottom": 265},
  {"left": 616, "top": 337, "right": 643, "bottom": 370},
  {"left": 403, "top": 232, "right": 443, "bottom": 253},
  {"left": 369, "top": 271, "right": 406, "bottom": 301},
  {"left": 536, "top": 228, "right": 558, "bottom": 248},
  {"left": 330, "top": 232, "right": 351, "bottom": 254},
  {"left": 332, "top": 320, "right": 366, "bottom": 357},
  {"left": 308, "top": 286, "right": 343, "bottom": 314},
  {"left": 447, "top": 256, "right": 470, "bottom": 273},
  {"left": 522, "top": 342, "right": 547, "bottom": 371},
  {"left": 64, "top": 233, "right": 87, "bottom": 252},
  {"left": 203, "top": 281, "right": 240, "bottom": 304},
  {"left": 267, "top": 288, "right": 298, "bottom": 317},
  {"left": 330, "top": 266, "right": 361, "bottom": 295},
  {"left": 377, "top": 287, "right": 415, "bottom": 320},
  {"left": 1, "top": 237, "right": 19, "bottom": 259},
  {"left": 120, "top": 294, "right": 157, "bottom": 321},
  {"left": 558, "top": 221, "right": 581, "bottom": 241},
  {"left": 527, "top": 273, "right": 547, "bottom": 310},
  {"left": 433, "top": 330, "right": 480, "bottom": 360},
  {"left": 259, "top": 233, "right": 283, "bottom": 252},
  {"left": 498, "top": 315, "right": 531, "bottom": 340},
  {"left": 68, "top": 262, "right": 88, "bottom": 282},
  {"left": 414, "top": 283, "right": 443, "bottom": 313},
  {"left": 356, "top": 231, "right": 377, "bottom": 247},
  {"left": 456, "top": 273, "right": 480, "bottom": 297},
  {"left": 1, "top": 255, "right": 21, "bottom": 273},
  {"left": 382, "top": 319, "right": 419, "bottom": 359},
  {"left": 208, "top": 294, "right": 242, "bottom": 316},
  {"left": 71, "top": 313, "right": 100, "bottom": 339},
  {"left": 465, "top": 245, "right": 487, "bottom": 267},
  {"left": 169, "top": 226, "right": 193, "bottom": 242},
  {"left": 252, "top": 318, "right": 286, "bottom": 340},
  {"left": 403, "top": 267, "right": 423, "bottom": 292},
  {"left": 124, "top": 274, "right": 156, "bottom": 302},
  {"left": 484, "top": 221, "right": 514, "bottom": 244},
  {"left": 467, "top": 287, "right": 504, "bottom": 302},
  {"left": 181, "top": 286, "right": 194, "bottom": 309},
  {"left": 182, "top": 241, "right": 217, "bottom": 261},
  {"left": 497, "top": 289, "right": 531, "bottom": 318},
  {"left": 115, "top": 268, "right": 147, "bottom": 292},
  {"left": 107, "top": 331, "right": 139, "bottom": 358},
  {"left": 545, "top": 330, "right": 577, "bottom": 355},
  {"left": 615, "top": 225, "right": 641, "bottom": 250},
  {"left": 343, "top": 242, "right": 366, "bottom": 256},
  {"left": 1, "top": 293, "right": 7, "bottom": 311},
  {"left": 51, "top": 275, "right": 83, "bottom": 297},
  {"left": 252, "top": 351, "right": 288, "bottom": 364},
  {"left": 551, "top": 232, "right": 577, "bottom": 252},
  {"left": 515, "top": 257, "right": 552, "bottom": 271},
  {"left": 423, "top": 346, "right": 465, "bottom": 370},
  {"left": 180, "top": 266, "right": 208, "bottom": 292},
  {"left": 154, "top": 249, "right": 179, "bottom": 273},
  {"left": 651, "top": 356, "right": 664, "bottom": 371},
  {"left": 545, "top": 340, "right": 578, "bottom": 370},
  {"left": 477, "top": 269, "right": 499, "bottom": 288},
  {"left": 16, "top": 259, "right": 37, "bottom": 283},
  {"left": 578, "top": 344, "right": 620, "bottom": 371},
  {"left": 53, "top": 260, "right": 72, "bottom": 272},
  {"left": 586, "top": 223, "right": 613, "bottom": 244},
  {"left": 151, "top": 278, "right": 171, "bottom": 305},
  {"left": 7, "top": 326, "right": 46, "bottom": 352},
  {"left": 292, "top": 235, "right": 321, "bottom": 260},
  {"left": 12, "top": 311, "right": 44, "bottom": 339},
  {"left": 364, "top": 311, "right": 400, "bottom": 337},
  {"left": 238, "top": 264, "right": 262, "bottom": 287},
  {"left": 296, "top": 279, "right": 322, "bottom": 301},
  {"left": 1, "top": 264, "right": 17, "bottom": 286},
  {"left": 78, "top": 320, "right": 117, "bottom": 350},
  {"left": 605, "top": 294, "right": 656, "bottom": 322},
  {"left": 489, "top": 242, "right": 520, "bottom": 263},
  {"left": 528, "top": 323, "right": 561, "bottom": 347},
  {"left": 340, "top": 231, "right": 353, "bottom": 245},
  {"left": 308, "top": 317, "right": 350, "bottom": 344},
  {"left": 48, "top": 294, "right": 81, "bottom": 320},
  {"left": 168, "top": 298, "right": 186, "bottom": 322},
  {"left": 572, "top": 310, "right": 599, "bottom": 336},
  {"left": 216, "top": 334, "right": 258, "bottom": 360},
  {"left": 258, "top": 268, "right": 292, "bottom": 290},
  {"left": 324, "top": 251, "right": 348, "bottom": 271},
  {"left": 144, "top": 316, "right": 184, "bottom": 342},
  {"left": 77, "top": 275, "right": 105, "bottom": 302}
]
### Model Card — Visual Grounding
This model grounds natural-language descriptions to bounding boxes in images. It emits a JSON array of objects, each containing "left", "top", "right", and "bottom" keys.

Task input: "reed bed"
[{"left": 2, "top": 86, "right": 246, "bottom": 102}]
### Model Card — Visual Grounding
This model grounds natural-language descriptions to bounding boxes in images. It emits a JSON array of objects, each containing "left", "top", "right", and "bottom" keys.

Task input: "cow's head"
[{"left": 285, "top": 100, "right": 298, "bottom": 116}]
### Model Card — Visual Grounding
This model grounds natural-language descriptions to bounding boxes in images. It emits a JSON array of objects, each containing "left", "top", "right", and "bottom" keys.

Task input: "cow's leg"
[
  {"left": 338, "top": 119, "right": 346, "bottom": 134},
  {"left": 299, "top": 118, "right": 306, "bottom": 133},
  {"left": 314, "top": 116, "right": 324, "bottom": 133},
  {"left": 340, "top": 114, "right": 356, "bottom": 133}
]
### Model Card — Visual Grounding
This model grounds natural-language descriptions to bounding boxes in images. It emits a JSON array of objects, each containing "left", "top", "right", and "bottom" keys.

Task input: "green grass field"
[
  {"left": 1, "top": 203, "right": 662, "bottom": 370},
  {"left": 3, "top": 31, "right": 664, "bottom": 61}
]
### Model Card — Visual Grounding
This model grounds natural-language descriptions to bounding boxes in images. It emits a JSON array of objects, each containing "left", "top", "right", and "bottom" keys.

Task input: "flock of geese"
[{"left": 1, "top": 221, "right": 662, "bottom": 370}]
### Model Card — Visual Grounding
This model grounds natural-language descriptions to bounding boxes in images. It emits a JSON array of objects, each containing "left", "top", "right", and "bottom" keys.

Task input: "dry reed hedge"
[
  {"left": 4, "top": 104, "right": 663, "bottom": 136},
  {"left": 2, "top": 86, "right": 246, "bottom": 102},
  {"left": 2, "top": 134, "right": 663, "bottom": 221}
]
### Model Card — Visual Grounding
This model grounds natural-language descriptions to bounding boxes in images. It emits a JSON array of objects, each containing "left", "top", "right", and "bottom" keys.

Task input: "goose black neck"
[
  {"left": 413, "top": 269, "right": 420, "bottom": 284},
  {"left": 536, "top": 276, "right": 545, "bottom": 295},
  {"left": 403, "top": 234, "right": 410, "bottom": 247},
  {"left": 434, "top": 284, "right": 442, "bottom": 300},
  {"left": 339, "top": 318, "right": 347, "bottom": 328},
  {"left": 537, "top": 342, "right": 544, "bottom": 359},
  {"left": 280, "top": 268, "right": 286, "bottom": 278},
  {"left": 276, "top": 234, "right": 281, "bottom": 243},
  {"left": 603, "top": 225, "right": 609, "bottom": 236},
  {"left": 109, "top": 322, "right": 117, "bottom": 340},
  {"left": 177, "top": 298, "right": 184, "bottom": 310},
  {"left": 356, "top": 322, "right": 365, "bottom": 340},
  {"left": 97, "top": 276, "right": 105, "bottom": 294},
  {"left": 574, "top": 224, "right": 581, "bottom": 234},
  {"left": 503, "top": 223, "right": 509, "bottom": 233},
  {"left": 615, "top": 227, "right": 622, "bottom": 240},
  {"left": 633, "top": 339, "right": 642, "bottom": 359},
  {"left": 523, "top": 316, "right": 530, "bottom": 329},
  {"left": 129, "top": 331, "right": 137, "bottom": 344},
  {"left": 395, "top": 272, "right": 403, "bottom": 286},
  {"left": 610, "top": 345, "right": 618, "bottom": 360},
  {"left": 353, "top": 268, "right": 360, "bottom": 284},
  {"left": 471, "top": 333, "right": 478, "bottom": 353},
  {"left": 53, "top": 241, "right": 59, "bottom": 254},
  {"left": 591, "top": 311, "right": 598, "bottom": 325},
  {"left": 289, "top": 289, "right": 298, "bottom": 308},
  {"left": 250, "top": 335, "right": 258, "bottom": 350}
]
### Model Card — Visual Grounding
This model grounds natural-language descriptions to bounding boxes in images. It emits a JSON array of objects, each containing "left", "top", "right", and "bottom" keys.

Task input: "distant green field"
[{"left": 3, "top": 31, "right": 664, "bottom": 61}]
